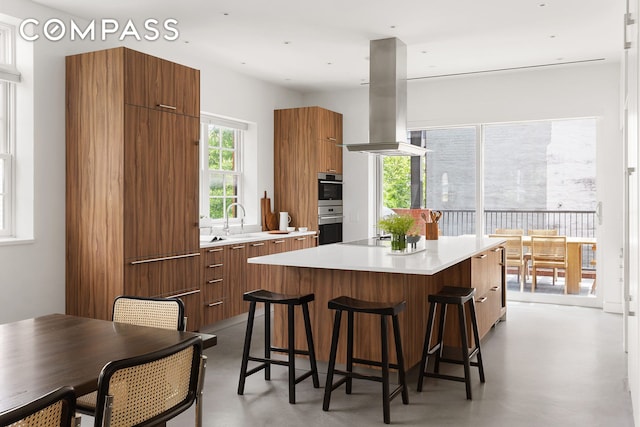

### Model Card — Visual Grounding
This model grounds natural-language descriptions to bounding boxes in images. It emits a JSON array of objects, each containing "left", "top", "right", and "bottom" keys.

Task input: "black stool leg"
[
  {"left": 288, "top": 303, "right": 296, "bottom": 404},
  {"left": 302, "top": 302, "right": 320, "bottom": 388},
  {"left": 457, "top": 303, "right": 472, "bottom": 400},
  {"left": 264, "top": 302, "right": 271, "bottom": 381},
  {"left": 346, "top": 310, "right": 354, "bottom": 394},
  {"left": 238, "top": 301, "right": 256, "bottom": 395},
  {"left": 434, "top": 303, "right": 447, "bottom": 374},
  {"left": 323, "top": 309, "right": 343, "bottom": 411},
  {"left": 392, "top": 314, "right": 409, "bottom": 404},
  {"left": 380, "top": 315, "right": 390, "bottom": 425},
  {"left": 468, "top": 299, "right": 485, "bottom": 383},
  {"left": 417, "top": 300, "right": 437, "bottom": 392}
]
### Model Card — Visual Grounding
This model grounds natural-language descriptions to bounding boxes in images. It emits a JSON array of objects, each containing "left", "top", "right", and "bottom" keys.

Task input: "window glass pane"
[
  {"left": 222, "top": 129, "right": 235, "bottom": 149},
  {"left": 0, "top": 82, "right": 6, "bottom": 153},
  {"left": 425, "top": 127, "right": 476, "bottom": 236},
  {"left": 208, "top": 173, "right": 223, "bottom": 197},
  {"left": 484, "top": 119, "right": 596, "bottom": 234},
  {"left": 209, "top": 148, "right": 220, "bottom": 170},
  {"left": 209, "top": 198, "right": 223, "bottom": 220},
  {"left": 208, "top": 126, "right": 220, "bottom": 148},
  {"left": 221, "top": 149, "right": 235, "bottom": 171},
  {"left": 224, "top": 175, "right": 238, "bottom": 197},
  {"left": 382, "top": 156, "right": 411, "bottom": 209}
]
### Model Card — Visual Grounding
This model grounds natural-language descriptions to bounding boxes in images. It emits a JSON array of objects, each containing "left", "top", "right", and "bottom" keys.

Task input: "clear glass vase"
[{"left": 391, "top": 233, "right": 407, "bottom": 251}]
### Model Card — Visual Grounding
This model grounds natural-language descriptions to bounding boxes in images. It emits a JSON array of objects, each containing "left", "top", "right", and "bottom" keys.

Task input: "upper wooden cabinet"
[
  {"left": 274, "top": 106, "right": 343, "bottom": 231},
  {"left": 66, "top": 47, "right": 201, "bottom": 328},
  {"left": 124, "top": 48, "right": 200, "bottom": 117}
]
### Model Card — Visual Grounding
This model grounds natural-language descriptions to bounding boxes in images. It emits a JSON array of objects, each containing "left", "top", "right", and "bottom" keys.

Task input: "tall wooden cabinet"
[
  {"left": 274, "top": 106, "right": 343, "bottom": 231},
  {"left": 66, "top": 47, "right": 202, "bottom": 330}
]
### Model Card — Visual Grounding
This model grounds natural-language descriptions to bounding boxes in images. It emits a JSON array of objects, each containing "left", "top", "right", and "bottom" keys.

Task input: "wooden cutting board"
[{"left": 261, "top": 190, "right": 279, "bottom": 231}]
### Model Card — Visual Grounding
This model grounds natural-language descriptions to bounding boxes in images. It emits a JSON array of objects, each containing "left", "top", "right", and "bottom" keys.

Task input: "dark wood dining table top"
[{"left": 0, "top": 313, "right": 217, "bottom": 414}]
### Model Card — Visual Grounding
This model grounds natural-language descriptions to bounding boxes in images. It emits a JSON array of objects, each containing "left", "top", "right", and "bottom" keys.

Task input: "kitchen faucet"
[{"left": 223, "top": 202, "right": 246, "bottom": 236}]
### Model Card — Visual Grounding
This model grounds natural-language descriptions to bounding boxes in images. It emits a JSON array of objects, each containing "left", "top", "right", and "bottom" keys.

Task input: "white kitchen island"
[{"left": 248, "top": 235, "right": 506, "bottom": 368}]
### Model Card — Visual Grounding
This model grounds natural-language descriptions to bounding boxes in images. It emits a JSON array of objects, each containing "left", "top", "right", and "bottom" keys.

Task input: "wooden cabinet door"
[
  {"left": 124, "top": 106, "right": 199, "bottom": 259},
  {"left": 224, "top": 243, "right": 248, "bottom": 318},
  {"left": 316, "top": 109, "right": 343, "bottom": 174},
  {"left": 124, "top": 48, "right": 147, "bottom": 107},
  {"left": 246, "top": 241, "right": 270, "bottom": 294},
  {"left": 287, "top": 235, "right": 313, "bottom": 251},
  {"left": 147, "top": 55, "right": 199, "bottom": 117}
]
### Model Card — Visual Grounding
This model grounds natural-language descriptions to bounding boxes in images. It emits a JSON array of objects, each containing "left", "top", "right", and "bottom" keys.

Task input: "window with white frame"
[
  {"left": 200, "top": 114, "right": 247, "bottom": 221},
  {"left": 0, "top": 22, "right": 20, "bottom": 237}
]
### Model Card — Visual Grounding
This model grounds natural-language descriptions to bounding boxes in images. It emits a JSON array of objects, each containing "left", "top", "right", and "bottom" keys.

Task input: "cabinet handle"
[
  {"left": 476, "top": 296, "right": 488, "bottom": 303},
  {"left": 207, "top": 263, "right": 223, "bottom": 268},
  {"left": 167, "top": 289, "right": 201, "bottom": 299},
  {"left": 327, "top": 169, "right": 337, "bottom": 172},
  {"left": 327, "top": 137, "right": 337, "bottom": 141},
  {"left": 207, "top": 301, "right": 223, "bottom": 307},
  {"left": 231, "top": 245, "right": 246, "bottom": 250},
  {"left": 207, "top": 248, "right": 223, "bottom": 253},
  {"left": 490, "top": 286, "right": 500, "bottom": 292},
  {"left": 207, "top": 278, "right": 223, "bottom": 284},
  {"left": 251, "top": 242, "right": 265, "bottom": 247},
  {"left": 295, "top": 238, "right": 306, "bottom": 241},
  {"left": 491, "top": 247, "right": 501, "bottom": 252},
  {"left": 157, "top": 103, "right": 177, "bottom": 110},
  {"left": 274, "top": 240, "right": 285, "bottom": 244},
  {"left": 130, "top": 252, "right": 200, "bottom": 265},
  {"left": 474, "top": 254, "right": 487, "bottom": 259},
  {"left": 312, "top": 236, "right": 319, "bottom": 239}
]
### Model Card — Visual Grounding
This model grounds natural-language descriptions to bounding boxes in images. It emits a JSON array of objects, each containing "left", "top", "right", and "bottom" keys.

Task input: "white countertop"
[
  {"left": 247, "top": 235, "right": 506, "bottom": 276},
  {"left": 200, "top": 230, "right": 316, "bottom": 248}
]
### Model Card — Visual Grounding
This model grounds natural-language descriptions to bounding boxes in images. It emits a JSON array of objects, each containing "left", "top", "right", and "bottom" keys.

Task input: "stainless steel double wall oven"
[{"left": 318, "top": 172, "right": 343, "bottom": 245}]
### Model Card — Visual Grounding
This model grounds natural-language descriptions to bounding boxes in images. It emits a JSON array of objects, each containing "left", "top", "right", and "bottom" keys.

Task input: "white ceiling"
[{"left": 34, "top": 0, "right": 624, "bottom": 93}]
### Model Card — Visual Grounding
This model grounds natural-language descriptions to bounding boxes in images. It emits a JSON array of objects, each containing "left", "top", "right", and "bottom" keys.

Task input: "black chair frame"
[{"left": 0, "top": 386, "right": 76, "bottom": 427}]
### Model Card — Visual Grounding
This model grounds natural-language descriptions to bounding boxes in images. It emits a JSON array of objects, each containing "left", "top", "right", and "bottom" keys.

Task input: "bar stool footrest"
[
  {"left": 332, "top": 370, "right": 405, "bottom": 402},
  {"left": 424, "top": 372, "right": 468, "bottom": 383}
]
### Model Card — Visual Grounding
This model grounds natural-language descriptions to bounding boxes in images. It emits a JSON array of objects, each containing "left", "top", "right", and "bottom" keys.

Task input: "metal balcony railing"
[{"left": 437, "top": 209, "right": 596, "bottom": 269}]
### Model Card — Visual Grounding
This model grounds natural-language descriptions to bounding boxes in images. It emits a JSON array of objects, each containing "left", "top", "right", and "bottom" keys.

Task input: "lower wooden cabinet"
[{"left": 198, "top": 233, "right": 316, "bottom": 330}]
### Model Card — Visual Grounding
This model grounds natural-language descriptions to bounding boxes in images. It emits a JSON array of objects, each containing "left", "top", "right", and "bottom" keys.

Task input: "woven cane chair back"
[
  {"left": 94, "top": 337, "right": 203, "bottom": 427},
  {"left": 0, "top": 386, "right": 76, "bottom": 427},
  {"left": 112, "top": 296, "right": 185, "bottom": 331},
  {"left": 494, "top": 228, "right": 524, "bottom": 235}
]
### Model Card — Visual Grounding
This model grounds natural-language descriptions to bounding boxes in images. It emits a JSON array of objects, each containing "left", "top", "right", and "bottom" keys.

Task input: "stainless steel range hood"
[{"left": 345, "top": 37, "right": 427, "bottom": 156}]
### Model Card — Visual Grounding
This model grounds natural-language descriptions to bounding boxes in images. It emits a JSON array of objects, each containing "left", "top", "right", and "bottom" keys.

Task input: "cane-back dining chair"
[
  {"left": 491, "top": 234, "right": 526, "bottom": 291},
  {"left": 77, "top": 296, "right": 186, "bottom": 415},
  {"left": 0, "top": 386, "right": 78, "bottom": 427},
  {"left": 495, "top": 228, "right": 524, "bottom": 235},
  {"left": 531, "top": 235, "right": 568, "bottom": 293},
  {"left": 92, "top": 336, "right": 206, "bottom": 427}
]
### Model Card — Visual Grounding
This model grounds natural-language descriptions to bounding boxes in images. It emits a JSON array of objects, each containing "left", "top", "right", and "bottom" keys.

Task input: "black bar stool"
[
  {"left": 416, "top": 286, "right": 485, "bottom": 399},
  {"left": 322, "top": 296, "right": 409, "bottom": 424},
  {"left": 238, "top": 289, "right": 320, "bottom": 404}
]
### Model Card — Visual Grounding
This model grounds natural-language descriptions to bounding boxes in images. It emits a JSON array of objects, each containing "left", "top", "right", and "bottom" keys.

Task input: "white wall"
[
  {"left": 0, "top": 0, "right": 302, "bottom": 323},
  {"left": 305, "top": 61, "right": 623, "bottom": 312}
]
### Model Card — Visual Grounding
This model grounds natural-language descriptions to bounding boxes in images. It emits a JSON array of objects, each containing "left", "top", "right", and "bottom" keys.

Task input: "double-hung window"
[
  {"left": 200, "top": 114, "right": 247, "bottom": 221},
  {"left": 0, "top": 23, "right": 20, "bottom": 237}
]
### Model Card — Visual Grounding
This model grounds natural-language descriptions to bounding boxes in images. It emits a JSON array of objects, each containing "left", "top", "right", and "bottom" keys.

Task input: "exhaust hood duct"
[{"left": 345, "top": 37, "right": 427, "bottom": 156}]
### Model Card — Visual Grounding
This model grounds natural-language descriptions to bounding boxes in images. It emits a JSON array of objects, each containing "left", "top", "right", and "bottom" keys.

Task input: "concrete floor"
[{"left": 82, "top": 302, "right": 635, "bottom": 426}]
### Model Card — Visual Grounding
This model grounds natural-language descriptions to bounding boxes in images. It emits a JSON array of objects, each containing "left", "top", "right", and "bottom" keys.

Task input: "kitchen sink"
[{"left": 224, "top": 233, "right": 264, "bottom": 239}]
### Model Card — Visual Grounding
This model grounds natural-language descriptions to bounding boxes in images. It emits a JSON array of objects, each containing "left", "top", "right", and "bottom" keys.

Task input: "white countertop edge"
[
  {"left": 200, "top": 230, "right": 316, "bottom": 248},
  {"left": 248, "top": 235, "right": 506, "bottom": 276}
]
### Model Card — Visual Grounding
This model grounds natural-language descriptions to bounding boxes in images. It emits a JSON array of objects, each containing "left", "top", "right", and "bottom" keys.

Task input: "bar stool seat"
[
  {"left": 238, "top": 289, "right": 319, "bottom": 404},
  {"left": 322, "top": 296, "right": 409, "bottom": 424},
  {"left": 417, "top": 286, "right": 485, "bottom": 400}
]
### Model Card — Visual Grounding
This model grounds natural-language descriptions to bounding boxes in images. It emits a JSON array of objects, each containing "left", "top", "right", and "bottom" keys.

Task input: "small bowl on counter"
[
  {"left": 298, "top": 227, "right": 308, "bottom": 232},
  {"left": 287, "top": 227, "right": 296, "bottom": 232}
]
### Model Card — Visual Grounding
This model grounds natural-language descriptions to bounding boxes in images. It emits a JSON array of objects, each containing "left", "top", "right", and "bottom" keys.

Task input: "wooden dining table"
[
  {"left": 0, "top": 313, "right": 216, "bottom": 414},
  {"left": 521, "top": 236, "right": 596, "bottom": 294}
]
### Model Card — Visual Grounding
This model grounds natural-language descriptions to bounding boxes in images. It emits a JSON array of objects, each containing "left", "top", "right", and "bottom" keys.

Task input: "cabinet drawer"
[
  {"left": 471, "top": 246, "right": 502, "bottom": 296},
  {"left": 125, "top": 253, "right": 200, "bottom": 296},
  {"left": 202, "top": 279, "right": 224, "bottom": 302},
  {"left": 202, "top": 246, "right": 224, "bottom": 265},
  {"left": 203, "top": 299, "right": 225, "bottom": 325},
  {"left": 474, "top": 285, "right": 502, "bottom": 341}
]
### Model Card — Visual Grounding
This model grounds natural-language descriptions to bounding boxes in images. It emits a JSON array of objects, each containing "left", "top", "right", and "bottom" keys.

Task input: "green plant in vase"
[{"left": 378, "top": 214, "right": 416, "bottom": 251}]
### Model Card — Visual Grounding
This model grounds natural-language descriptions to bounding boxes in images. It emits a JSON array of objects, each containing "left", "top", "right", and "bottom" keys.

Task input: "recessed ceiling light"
[
  {"left": 327, "top": 62, "right": 333, "bottom": 65},
  {"left": 539, "top": 3, "right": 546, "bottom": 7},
  {"left": 223, "top": 12, "right": 229, "bottom": 16},
  {"left": 549, "top": 35, "right": 556, "bottom": 38},
  {"left": 557, "top": 57, "right": 564, "bottom": 61},
  {"left": 183, "top": 40, "right": 189, "bottom": 44},
  {"left": 285, "top": 78, "right": 291, "bottom": 81},
  {"left": 390, "top": 25, "right": 396, "bottom": 29},
  {"left": 284, "top": 41, "right": 291, "bottom": 45},
  {"left": 241, "top": 62, "right": 246, "bottom": 65},
  {"left": 421, "top": 50, "right": 428, "bottom": 54}
]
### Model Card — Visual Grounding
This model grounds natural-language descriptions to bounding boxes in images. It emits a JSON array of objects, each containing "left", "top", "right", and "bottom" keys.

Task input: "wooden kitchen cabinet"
[
  {"left": 201, "top": 247, "right": 225, "bottom": 326},
  {"left": 224, "top": 243, "right": 248, "bottom": 318},
  {"left": 66, "top": 47, "right": 201, "bottom": 329},
  {"left": 274, "top": 106, "right": 343, "bottom": 232},
  {"left": 287, "top": 234, "right": 315, "bottom": 251}
]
